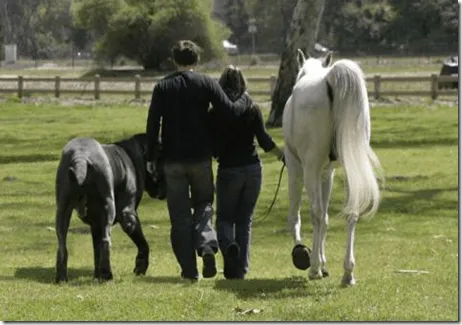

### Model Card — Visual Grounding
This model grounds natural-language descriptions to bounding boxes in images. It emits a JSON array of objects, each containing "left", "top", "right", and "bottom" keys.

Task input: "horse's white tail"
[{"left": 327, "top": 60, "right": 383, "bottom": 219}]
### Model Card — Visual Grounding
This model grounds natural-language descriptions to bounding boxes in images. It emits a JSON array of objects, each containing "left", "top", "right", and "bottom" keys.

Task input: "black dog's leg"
[
  {"left": 121, "top": 211, "right": 150, "bottom": 276},
  {"left": 55, "top": 198, "right": 73, "bottom": 283},
  {"left": 90, "top": 224, "right": 102, "bottom": 279}
]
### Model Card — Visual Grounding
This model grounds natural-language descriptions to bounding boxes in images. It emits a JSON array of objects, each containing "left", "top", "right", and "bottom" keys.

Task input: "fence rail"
[{"left": 0, "top": 74, "right": 457, "bottom": 100}]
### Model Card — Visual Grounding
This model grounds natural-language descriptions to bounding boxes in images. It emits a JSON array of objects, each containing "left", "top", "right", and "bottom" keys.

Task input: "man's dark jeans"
[
  {"left": 164, "top": 159, "right": 218, "bottom": 279},
  {"left": 216, "top": 162, "right": 262, "bottom": 278}
]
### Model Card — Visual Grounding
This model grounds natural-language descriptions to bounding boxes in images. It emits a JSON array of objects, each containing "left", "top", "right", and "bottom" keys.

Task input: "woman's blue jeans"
[{"left": 216, "top": 162, "right": 262, "bottom": 278}]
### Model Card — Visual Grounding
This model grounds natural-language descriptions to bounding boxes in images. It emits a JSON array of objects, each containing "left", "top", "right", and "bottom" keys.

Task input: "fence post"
[
  {"left": 269, "top": 74, "right": 277, "bottom": 96},
  {"left": 55, "top": 76, "right": 61, "bottom": 98},
  {"left": 135, "top": 74, "right": 141, "bottom": 100},
  {"left": 94, "top": 74, "right": 100, "bottom": 100},
  {"left": 373, "top": 75, "right": 381, "bottom": 100},
  {"left": 431, "top": 73, "right": 438, "bottom": 100},
  {"left": 18, "top": 76, "right": 23, "bottom": 99}
]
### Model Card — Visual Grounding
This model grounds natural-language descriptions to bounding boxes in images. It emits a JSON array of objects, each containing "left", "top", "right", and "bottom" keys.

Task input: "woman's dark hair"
[
  {"left": 218, "top": 65, "right": 247, "bottom": 101},
  {"left": 171, "top": 40, "right": 201, "bottom": 66}
]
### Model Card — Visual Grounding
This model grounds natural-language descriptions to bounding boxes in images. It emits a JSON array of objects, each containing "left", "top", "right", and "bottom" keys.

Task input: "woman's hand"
[{"left": 270, "top": 146, "right": 285, "bottom": 163}]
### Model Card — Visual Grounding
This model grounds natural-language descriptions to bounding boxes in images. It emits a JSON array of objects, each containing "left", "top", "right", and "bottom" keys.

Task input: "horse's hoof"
[
  {"left": 341, "top": 274, "right": 356, "bottom": 287},
  {"left": 308, "top": 270, "right": 323, "bottom": 280},
  {"left": 322, "top": 268, "right": 329, "bottom": 277},
  {"left": 291, "top": 244, "right": 311, "bottom": 270}
]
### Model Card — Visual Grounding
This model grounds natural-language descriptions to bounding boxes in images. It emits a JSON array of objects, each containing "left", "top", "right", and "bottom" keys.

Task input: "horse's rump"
[{"left": 283, "top": 75, "right": 334, "bottom": 167}]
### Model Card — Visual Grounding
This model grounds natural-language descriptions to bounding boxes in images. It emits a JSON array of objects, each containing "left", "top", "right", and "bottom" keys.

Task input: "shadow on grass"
[
  {"left": 370, "top": 137, "right": 456, "bottom": 149},
  {"left": 214, "top": 276, "right": 334, "bottom": 299},
  {"left": 0, "top": 189, "right": 53, "bottom": 197},
  {"left": 0, "top": 202, "right": 52, "bottom": 211},
  {"left": 14, "top": 266, "right": 93, "bottom": 284},
  {"left": 139, "top": 275, "right": 194, "bottom": 285},
  {"left": 0, "top": 153, "right": 58, "bottom": 164},
  {"left": 380, "top": 186, "right": 458, "bottom": 216}
]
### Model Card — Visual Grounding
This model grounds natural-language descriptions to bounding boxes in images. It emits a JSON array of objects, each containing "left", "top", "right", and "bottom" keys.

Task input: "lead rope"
[{"left": 254, "top": 161, "right": 286, "bottom": 226}]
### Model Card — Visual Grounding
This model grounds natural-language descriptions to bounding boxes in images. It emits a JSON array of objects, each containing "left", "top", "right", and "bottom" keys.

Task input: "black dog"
[{"left": 54, "top": 133, "right": 164, "bottom": 283}]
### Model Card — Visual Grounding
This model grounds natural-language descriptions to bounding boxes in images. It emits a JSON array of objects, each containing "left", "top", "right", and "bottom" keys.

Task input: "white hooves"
[
  {"left": 341, "top": 274, "right": 356, "bottom": 286},
  {"left": 308, "top": 270, "right": 323, "bottom": 280}
]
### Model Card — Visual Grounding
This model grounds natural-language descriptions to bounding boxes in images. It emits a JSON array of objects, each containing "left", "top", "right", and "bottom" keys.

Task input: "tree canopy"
[{"left": 73, "top": 0, "right": 230, "bottom": 69}]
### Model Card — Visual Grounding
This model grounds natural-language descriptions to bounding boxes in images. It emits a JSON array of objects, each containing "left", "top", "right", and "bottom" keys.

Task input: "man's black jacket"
[{"left": 146, "top": 70, "right": 252, "bottom": 163}]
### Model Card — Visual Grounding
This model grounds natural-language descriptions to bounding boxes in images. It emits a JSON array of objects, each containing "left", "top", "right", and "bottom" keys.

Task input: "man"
[{"left": 146, "top": 40, "right": 252, "bottom": 281}]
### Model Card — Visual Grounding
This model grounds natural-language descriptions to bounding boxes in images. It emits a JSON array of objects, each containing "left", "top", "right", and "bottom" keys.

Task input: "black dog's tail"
[{"left": 68, "top": 159, "right": 87, "bottom": 186}]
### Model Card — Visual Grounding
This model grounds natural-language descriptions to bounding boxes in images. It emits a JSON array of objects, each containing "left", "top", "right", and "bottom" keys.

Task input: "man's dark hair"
[{"left": 171, "top": 40, "right": 201, "bottom": 66}]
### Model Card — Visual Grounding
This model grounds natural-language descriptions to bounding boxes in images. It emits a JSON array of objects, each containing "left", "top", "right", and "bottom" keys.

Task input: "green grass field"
[{"left": 0, "top": 100, "right": 458, "bottom": 321}]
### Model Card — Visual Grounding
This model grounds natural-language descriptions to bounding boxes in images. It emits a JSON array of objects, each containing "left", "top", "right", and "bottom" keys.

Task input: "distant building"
[{"left": 4, "top": 44, "right": 17, "bottom": 63}]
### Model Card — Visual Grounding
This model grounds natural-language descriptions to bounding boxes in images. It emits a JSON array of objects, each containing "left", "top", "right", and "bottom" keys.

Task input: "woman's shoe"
[{"left": 224, "top": 242, "right": 240, "bottom": 279}]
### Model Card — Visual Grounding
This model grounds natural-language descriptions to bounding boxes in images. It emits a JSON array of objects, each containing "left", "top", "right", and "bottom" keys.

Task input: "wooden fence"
[{"left": 0, "top": 74, "right": 458, "bottom": 100}]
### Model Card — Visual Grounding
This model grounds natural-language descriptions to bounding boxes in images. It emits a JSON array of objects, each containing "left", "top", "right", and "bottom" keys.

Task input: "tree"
[
  {"left": 246, "top": 0, "right": 297, "bottom": 53},
  {"left": 388, "top": 0, "right": 458, "bottom": 53},
  {"left": 74, "top": 0, "right": 230, "bottom": 69},
  {"left": 34, "top": 0, "right": 84, "bottom": 59},
  {"left": 222, "top": 0, "right": 250, "bottom": 48},
  {"left": 0, "top": 0, "right": 84, "bottom": 60},
  {"left": 320, "top": 1, "right": 395, "bottom": 54},
  {"left": 0, "top": 22, "right": 3, "bottom": 60},
  {"left": 72, "top": 0, "right": 122, "bottom": 39},
  {"left": 0, "top": 0, "right": 13, "bottom": 44},
  {"left": 266, "top": 0, "right": 326, "bottom": 127}
]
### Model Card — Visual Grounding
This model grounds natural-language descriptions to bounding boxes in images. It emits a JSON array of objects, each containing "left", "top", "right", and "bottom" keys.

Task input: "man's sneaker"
[{"left": 202, "top": 247, "right": 217, "bottom": 278}]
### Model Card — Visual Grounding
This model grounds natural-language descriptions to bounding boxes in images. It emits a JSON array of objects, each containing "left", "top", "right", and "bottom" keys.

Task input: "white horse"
[{"left": 282, "top": 50, "right": 383, "bottom": 286}]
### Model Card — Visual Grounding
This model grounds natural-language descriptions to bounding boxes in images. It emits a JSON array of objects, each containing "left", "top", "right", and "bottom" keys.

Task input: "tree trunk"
[
  {"left": 0, "top": 0, "right": 13, "bottom": 43},
  {"left": 266, "top": 0, "right": 326, "bottom": 127}
]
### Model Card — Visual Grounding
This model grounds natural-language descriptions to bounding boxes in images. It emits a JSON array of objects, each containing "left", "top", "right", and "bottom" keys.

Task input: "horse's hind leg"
[
  {"left": 55, "top": 196, "right": 73, "bottom": 283},
  {"left": 98, "top": 195, "right": 116, "bottom": 281},
  {"left": 342, "top": 213, "right": 358, "bottom": 286},
  {"left": 286, "top": 148, "right": 303, "bottom": 244},
  {"left": 319, "top": 163, "right": 335, "bottom": 277},
  {"left": 90, "top": 222, "right": 102, "bottom": 279},
  {"left": 304, "top": 166, "right": 324, "bottom": 280},
  {"left": 286, "top": 147, "right": 311, "bottom": 270},
  {"left": 89, "top": 185, "right": 116, "bottom": 281}
]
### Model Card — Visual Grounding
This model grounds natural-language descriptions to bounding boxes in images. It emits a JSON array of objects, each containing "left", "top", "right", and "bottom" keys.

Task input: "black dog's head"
[{"left": 117, "top": 133, "right": 166, "bottom": 200}]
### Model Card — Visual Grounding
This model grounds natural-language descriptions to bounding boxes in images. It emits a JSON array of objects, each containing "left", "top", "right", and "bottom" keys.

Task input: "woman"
[{"left": 209, "top": 65, "right": 284, "bottom": 279}]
